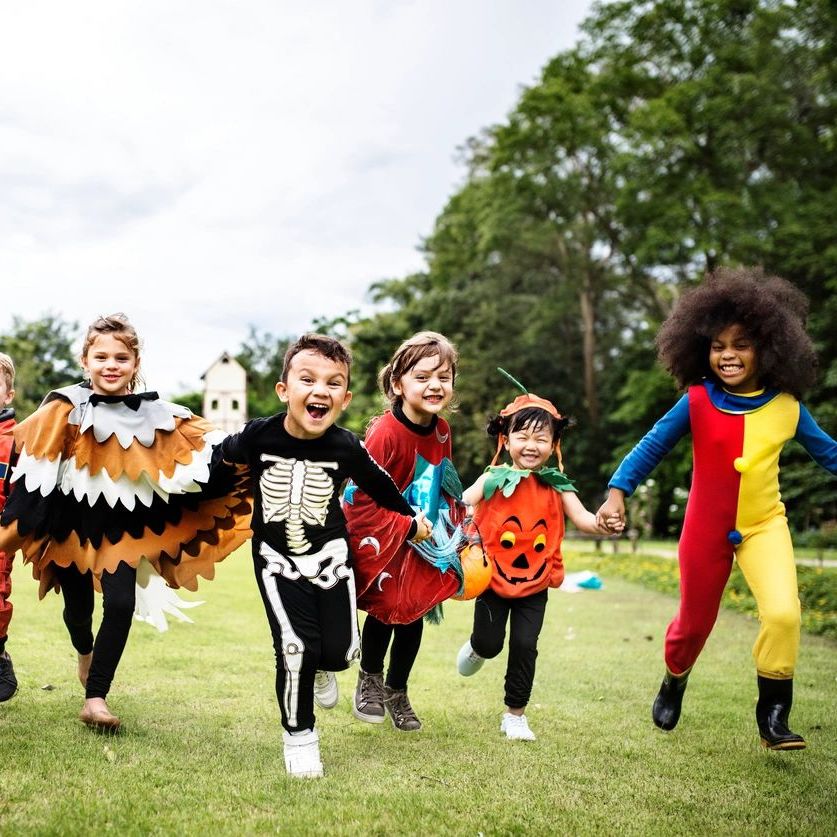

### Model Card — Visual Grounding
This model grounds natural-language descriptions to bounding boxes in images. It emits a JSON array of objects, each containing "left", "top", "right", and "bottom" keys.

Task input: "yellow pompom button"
[{"left": 733, "top": 457, "right": 749, "bottom": 473}]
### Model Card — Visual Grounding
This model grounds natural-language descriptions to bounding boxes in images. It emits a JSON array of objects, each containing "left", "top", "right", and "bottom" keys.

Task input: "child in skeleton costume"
[
  {"left": 456, "top": 371, "right": 615, "bottom": 741},
  {"left": 218, "top": 334, "right": 429, "bottom": 779},
  {"left": 344, "top": 332, "right": 473, "bottom": 733},
  {"left": 0, "top": 314, "right": 251, "bottom": 732},
  {"left": 0, "top": 353, "right": 19, "bottom": 701},
  {"left": 597, "top": 269, "right": 837, "bottom": 750}
]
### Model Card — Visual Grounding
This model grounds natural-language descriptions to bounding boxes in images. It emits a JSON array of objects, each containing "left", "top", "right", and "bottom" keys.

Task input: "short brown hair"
[
  {"left": 281, "top": 333, "right": 352, "bottom": 383},
  {"left": 379, "top": 331, "right": 458, "bottom": 405},
  {"left": 0, "top": 352, "right": 15, "bottom": 391}
]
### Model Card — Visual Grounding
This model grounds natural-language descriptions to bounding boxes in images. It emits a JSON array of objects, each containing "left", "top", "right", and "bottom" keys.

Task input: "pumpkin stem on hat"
[{"left": 497, "top": 367, "right": 528, "bottom": 396}]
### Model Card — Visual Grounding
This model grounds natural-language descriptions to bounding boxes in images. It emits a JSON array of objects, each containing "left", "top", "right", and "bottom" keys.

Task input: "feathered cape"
[{"left": 0, "top": 383, "right": 252, "bottom": 597}]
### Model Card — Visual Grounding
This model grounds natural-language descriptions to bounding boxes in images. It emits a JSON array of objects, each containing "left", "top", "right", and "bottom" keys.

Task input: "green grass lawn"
[{"left": 2, "top": 545, "right": 836, "bottom": 835}]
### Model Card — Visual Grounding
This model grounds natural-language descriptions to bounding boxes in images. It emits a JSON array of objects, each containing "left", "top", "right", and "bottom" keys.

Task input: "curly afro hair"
[{"left": 656, "top": 267, "right": 817, "bottom": 399}]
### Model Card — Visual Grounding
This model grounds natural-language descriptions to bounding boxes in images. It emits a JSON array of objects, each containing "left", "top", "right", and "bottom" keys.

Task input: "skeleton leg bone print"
[{"left": 259, "top": 539, "right": 360, "bottom": 727}]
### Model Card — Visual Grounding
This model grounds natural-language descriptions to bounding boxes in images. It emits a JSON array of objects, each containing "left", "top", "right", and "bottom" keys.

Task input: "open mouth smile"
[{"left": 306, "top": 403, "right": 329, "bottom": 419}]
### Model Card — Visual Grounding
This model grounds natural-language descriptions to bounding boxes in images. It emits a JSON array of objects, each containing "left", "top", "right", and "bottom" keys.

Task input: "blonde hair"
[
  {"left": 379, "top": 331, "right": 458, "bottom": 406},
  {"left": 81, "top": 313, "right": 143, "bottom": 392},
  {"left": 0, "top": 352, "right": 14, "bottom": 391}
]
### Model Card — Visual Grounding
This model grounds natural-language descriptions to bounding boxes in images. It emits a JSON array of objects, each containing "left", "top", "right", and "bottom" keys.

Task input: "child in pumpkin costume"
[
  {"left": 457, "top": 372, "right": 617, "bottom": 741},
  {"left": 596, "top": 269, "right": 837, "bottom": 750},
  {"left": 0, "top": 314, "right": 251, "bottom": 731}
]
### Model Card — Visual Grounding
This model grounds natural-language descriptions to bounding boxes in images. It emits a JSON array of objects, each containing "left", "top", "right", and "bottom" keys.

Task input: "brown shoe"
[
  {"left": 79, "top": 703, "right": 121, "bottom": 733},
  {"left": 383, "top": 686, "right": 422, "bottom": 732}
]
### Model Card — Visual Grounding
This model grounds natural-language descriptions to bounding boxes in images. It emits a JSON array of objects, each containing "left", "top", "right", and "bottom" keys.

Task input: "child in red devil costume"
[
  {"left": 344, "top": 331, "right": 470, "bottom": 733},
  {"left": 597, "top": 268, "right": 837, "bottom": 750},
  {"left": 456, "top": 371, "right": 618, "bottom": 741}
]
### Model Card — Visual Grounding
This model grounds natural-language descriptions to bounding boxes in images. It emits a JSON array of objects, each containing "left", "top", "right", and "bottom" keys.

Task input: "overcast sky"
[{"left": 2, "top": 0, "right": 593, "bottom": 396}]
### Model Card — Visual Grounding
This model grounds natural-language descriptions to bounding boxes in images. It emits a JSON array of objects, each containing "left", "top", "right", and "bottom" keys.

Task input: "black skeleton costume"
[{"left": 219, "top": 414, "right": 416, "bottom": 732}]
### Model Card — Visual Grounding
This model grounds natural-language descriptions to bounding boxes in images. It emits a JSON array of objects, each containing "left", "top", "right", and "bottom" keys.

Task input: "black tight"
[
  {"left": 53, "top": 562, "right": 136, "bottom": 700},
  {"left": 359, "top": 614, "right": 423, "bottom": 691}
]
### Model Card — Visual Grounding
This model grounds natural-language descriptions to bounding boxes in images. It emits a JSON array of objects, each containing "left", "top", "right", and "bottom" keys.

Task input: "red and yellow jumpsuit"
[{"left": 609, "top": 380, "right": 837, "bottom": 680}]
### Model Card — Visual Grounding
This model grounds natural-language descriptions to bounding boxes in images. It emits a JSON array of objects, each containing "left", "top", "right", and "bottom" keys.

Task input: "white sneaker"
[
  {"left": 456, "top": 641, "right": 485, "bottom": 676},
  {"left": 313, "top": 670, "right": 339, "bottom": 709},
  {"left": 500, "top": 713, "right": 536, "bottom": 741},
  {"left": 283, "top": 728, "right": 324, "bottom": 778}
]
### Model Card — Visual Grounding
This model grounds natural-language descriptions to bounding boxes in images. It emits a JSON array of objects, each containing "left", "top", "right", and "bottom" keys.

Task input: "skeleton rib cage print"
[{"left": 260, "top": 454, "right": 338, "bottom": 554}]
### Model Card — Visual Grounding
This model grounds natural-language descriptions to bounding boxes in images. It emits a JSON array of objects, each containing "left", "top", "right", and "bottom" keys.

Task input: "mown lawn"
[{"left": 2, "top": 545, "right": 835, "bottom": 835}]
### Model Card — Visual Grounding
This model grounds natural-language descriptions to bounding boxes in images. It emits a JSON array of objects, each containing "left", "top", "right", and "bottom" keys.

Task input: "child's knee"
[
  {"left": 760, "top": 602, "right": 801, "bottom": 637},
  {"left": 472, "top": 636, "right": 504, "bottom": 660},
  {"left": 507, "top": 634, "right": 537, "bottom": 660},
  {"left": 102, "top": 587, "right": 136, "bottom": 620}
]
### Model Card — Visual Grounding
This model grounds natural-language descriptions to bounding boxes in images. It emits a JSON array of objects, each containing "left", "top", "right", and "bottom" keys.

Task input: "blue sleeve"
[
  {"left": 794, "top": 406, "right": 837, "bottom": 475},
  {"left": 608, "top": 395, "right": 691, "bottom": 496}
]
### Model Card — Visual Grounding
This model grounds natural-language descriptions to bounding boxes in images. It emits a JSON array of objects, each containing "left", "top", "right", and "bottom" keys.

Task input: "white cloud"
[{"left": 1, "top": 0, "right": 593, "bottom": 395}]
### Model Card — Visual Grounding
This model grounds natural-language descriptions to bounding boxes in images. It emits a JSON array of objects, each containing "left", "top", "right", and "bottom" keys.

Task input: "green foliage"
[
  {"left": 234, "top": 326, "right": 291, "bottom": 419},
  {"left": 0, "top": 313, "right": 79, "bottom": 419},
  {"left": 175, "top": 390, "right": 204, "bottom": 416},
  {"left": 569, "top": 546, "right": 837, "bottom": 639},
  {"left": 337, "top": 0, "right": 836, "bottom": 535}
]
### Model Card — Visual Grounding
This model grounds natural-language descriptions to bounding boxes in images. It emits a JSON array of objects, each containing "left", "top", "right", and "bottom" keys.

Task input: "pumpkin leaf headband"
[{"left": 491, "top": 368, "right": 565, "bottom": 471}]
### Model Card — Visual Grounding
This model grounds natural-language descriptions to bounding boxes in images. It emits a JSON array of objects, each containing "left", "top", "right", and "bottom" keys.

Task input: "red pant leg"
[
  {"left": 664, "top": 523, "right": 734, "bottom": 675},
  {"left": 0, "top": 550, "right": 12, "bottom": 641}
]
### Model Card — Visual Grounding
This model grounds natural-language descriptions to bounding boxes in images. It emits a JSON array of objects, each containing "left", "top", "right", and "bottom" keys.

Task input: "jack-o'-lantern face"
[
  {"left": 495, "top": 515, "right": 549, "bottom": 585},
  {"left": 473, "top": 476, "right": 565, "bottom": 597}
]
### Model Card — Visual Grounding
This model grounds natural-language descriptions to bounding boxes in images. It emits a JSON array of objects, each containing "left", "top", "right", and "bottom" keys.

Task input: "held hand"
[
  {"left": 604, "top": 513, "right": 625, "bottom": 534},
  {"left": 409, "top": 511, "right": 433, "bottom": 544},
  {"left": 595, "top": 489, "right": 625, "bottom": 532}
]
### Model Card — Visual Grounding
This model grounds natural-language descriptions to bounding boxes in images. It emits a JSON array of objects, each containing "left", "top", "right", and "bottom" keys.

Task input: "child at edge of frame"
[
  {"left": 0, "top": 352, "right": 18, "bottom": 701},
  {"left": 217, "top": 333, "right": 431, "bottom": 779},
  {"left": 456, "top": 369, "right": 620, "bottom": 741},
  {"left": 0, "top": 315, "right": 252, "bottom": 732},
  {"left": 596, "top": 267, "right": 837, "bottom": 750}
]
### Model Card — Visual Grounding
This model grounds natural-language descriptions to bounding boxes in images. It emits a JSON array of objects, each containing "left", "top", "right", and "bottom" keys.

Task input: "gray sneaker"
[
  {"left": 384, "top": 686, "right": 422, "bottom": 732},
  {"left": 353, "top": 669, "right": 386, "bottom": 724}
]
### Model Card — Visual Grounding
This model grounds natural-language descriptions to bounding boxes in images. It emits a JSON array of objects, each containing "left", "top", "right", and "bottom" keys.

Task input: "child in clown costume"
[
  {"left": 344, "top": 331, "right": 475, "bottom": 733},
  {"left": 0, "top": 314, "right": 251, "bottom": 732},
  {"left": 456, "top": 371, "right": 618, "bottom": 741},
  {"left": 597, "top": 268, "right": 837, "bottom": 750}
]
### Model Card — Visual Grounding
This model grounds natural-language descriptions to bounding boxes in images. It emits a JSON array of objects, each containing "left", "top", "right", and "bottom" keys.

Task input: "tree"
[
  {"left": 0, "top": 313, "right": 79, "bottom": 419},
  {"left": 235, "top": 327, "right": 292, "bottom": 419}
]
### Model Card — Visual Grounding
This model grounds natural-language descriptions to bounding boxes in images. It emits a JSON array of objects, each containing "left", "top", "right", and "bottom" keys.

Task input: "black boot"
[
  {"left": 756, "top": 676, "right": 806, "bottom": 750},
  {"left": 652, "top": 667, "right": 691, "bottom": 731}
]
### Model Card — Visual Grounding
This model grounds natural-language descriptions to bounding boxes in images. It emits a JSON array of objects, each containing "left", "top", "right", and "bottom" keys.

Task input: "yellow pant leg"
[{"left": 735, "top": 516, "right": 800, "bottom": 679}]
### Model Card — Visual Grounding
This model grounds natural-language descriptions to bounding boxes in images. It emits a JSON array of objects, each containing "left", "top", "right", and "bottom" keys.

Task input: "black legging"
[
  {"left": 53, "top": 562, "right": 136, "bottom": 700},
  {"left": 470, "top": 588, "right": 548, "bottom": 709},
  {"left": 359, "top": 614, "right": 423, "bottom": 691}
]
